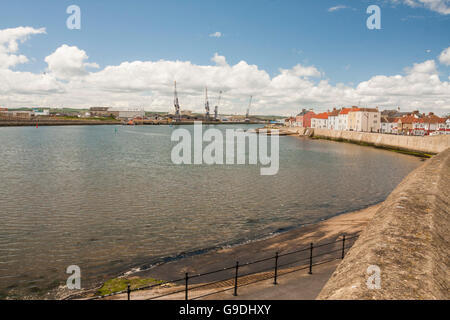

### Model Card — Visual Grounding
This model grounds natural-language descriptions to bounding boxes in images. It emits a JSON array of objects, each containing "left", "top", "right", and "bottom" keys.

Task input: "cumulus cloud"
[
  {"left": 1, "top": 26, "right": 449, "bottom": 115},
  {"left": 328, "top": 5, "right": 348, "bottom": 12},
  {"left": 406, "top": 59, "right": 438, "bottom": 74},
  {"left": 45, "top": 44, "right": 99, "bottom": 80},
  {"left": 279, "top": 64, "right": 322, "bottom": 78},
  {"left": 209, "top": 32, "right": 222, "bottom": 38},
  {"left": 0, "top": 26, "right": 46, "bottom": 69},
  {"left": 439, "top": 46, "right": 450, "bottom": 65},
  {"left": 391, "top": 0, "right": 450, "bottom": 15},
  {"left": 211, "top": 53, "right": 227, "bottom": 66},
  {"left": 357, "top": 60, "right": 445, "bottom": 99}
]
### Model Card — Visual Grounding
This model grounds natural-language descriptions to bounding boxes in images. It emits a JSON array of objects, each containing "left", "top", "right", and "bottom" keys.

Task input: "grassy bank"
[{"left": 96, "top": 277, "right": 164, "bottom": 296}]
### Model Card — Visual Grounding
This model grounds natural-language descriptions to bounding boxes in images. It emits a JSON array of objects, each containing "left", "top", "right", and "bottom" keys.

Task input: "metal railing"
[{"left": 91, "top": 233, "right": 359, "bottom": 300}]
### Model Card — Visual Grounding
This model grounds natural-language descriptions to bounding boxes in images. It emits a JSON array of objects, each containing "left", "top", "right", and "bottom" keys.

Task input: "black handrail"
[{"left": 90, "top": 232, "right": 360, "bottom": 300}]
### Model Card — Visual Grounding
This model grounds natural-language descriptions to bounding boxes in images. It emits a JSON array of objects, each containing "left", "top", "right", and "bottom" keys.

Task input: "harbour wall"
[
  {"left": 317, "top": 147, "right": 450, "bottom": 299},
  {"left": 310, "top": 128, "right": 450, "bottom": 155}
]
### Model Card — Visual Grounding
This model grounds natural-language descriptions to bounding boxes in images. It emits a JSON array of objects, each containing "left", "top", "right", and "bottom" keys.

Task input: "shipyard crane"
[
  {"left": 214, "top": 90, "right": 222, "bottom": 121},
  {"left": 174, "top": 81, "right": 181, "bottom": 121},
  {"left": 205, "top": 87, "right": 210, "bottom": 120},
  {"left": 245, "top": 95, "right": 252, "bottom": 121}
]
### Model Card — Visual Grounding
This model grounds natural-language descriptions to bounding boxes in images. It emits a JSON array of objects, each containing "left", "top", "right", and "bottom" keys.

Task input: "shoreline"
[
  {"left": 12, "top": 126, "right": 421, "bottom": 300},
  {"left": 67, "top": 202, "right": 380, "bottom": 300},
  {"left": 0, "top": 120, "right": 263, "bottom": 127},
  {"left": 62, "top": 130, "right": 423, "bottom": 300}
]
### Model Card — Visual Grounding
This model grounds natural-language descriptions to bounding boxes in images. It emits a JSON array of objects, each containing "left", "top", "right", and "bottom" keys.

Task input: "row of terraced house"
[{"left": 285, "top": 107, "right": 450, "bottom": 136}]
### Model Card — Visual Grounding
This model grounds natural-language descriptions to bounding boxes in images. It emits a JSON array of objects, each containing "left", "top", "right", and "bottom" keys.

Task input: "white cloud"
[
  {"left": 279, "top": 64, "right": 322, "bottom": 78},
  {"left": 45, "top": 45, "right": 99, "bottom": 80},
  {"left": 406, "top": 59, "right": 437, "bottom": 74},
  {"left": 391, "top": 0, "right": 450, "bottom": 15},
  {"left": 209, "top": 32, "right": 222, "bottom": 38},
  {"left": 328, "top": 5, "right": 348, "bottom": 12},
  {"left": 0, "top": 69, "right": 63, "bottom": 95},
  {"left": 1, "top": 27, "right": 449, "bottom": 115},
  {"left": 0, "top": 26, "right": 46, "bottom": 69},
  {"left": 211, "top": 53, "right": 227, "bottom": 66},
  {"left": 439, "top": 46, "right": 450, "bottom": 65},
  {"left": 356, "top": 60, "right": 448, "bottom": 105}
]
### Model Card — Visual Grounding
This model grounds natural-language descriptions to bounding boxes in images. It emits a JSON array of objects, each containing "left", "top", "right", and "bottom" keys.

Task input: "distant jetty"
[{"left": 250, "top": 127, "right": 295, "bottom": 136}]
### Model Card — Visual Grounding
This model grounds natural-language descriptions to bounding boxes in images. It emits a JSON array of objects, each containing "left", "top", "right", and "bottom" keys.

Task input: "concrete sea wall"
[
  {"left": 310, "top": 128, "right": 450, "bottom": 155},
  {"left": 317, "top": 148, "right": 450, "bottom": 299}
]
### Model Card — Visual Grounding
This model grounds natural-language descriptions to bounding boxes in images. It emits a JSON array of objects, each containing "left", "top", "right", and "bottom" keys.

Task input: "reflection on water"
[{"left": 0, "top": 124, "right": 421, "bottom": 298}]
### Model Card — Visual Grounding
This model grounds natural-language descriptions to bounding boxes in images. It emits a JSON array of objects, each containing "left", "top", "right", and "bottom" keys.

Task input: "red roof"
[
  {"left": 328, "top": 109, "right": 340, "bottom": 117},
  {"left": 415, "top": 115, "right": 446, "bottom": 124},
  {"left": 339, "top": 107, "right": 360, "bottom": 115},
  {"left": 339, "top": 108, "right": 351, "bottom": 115},
  {"left": 312, "top": 112, "right": 329, "bottom": 120},
  {"left": 398, "top": 115, "right": 418, "bottom": 124}
]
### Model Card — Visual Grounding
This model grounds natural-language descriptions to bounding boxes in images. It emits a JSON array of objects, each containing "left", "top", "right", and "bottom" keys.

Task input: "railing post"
[
  {"left": 185, "top": 272, "right": 189, "bottom": 300},
  {"left": 127, "top": 284, "right": 131, "bottom": 300},
  {"left": 273, "top": 252, "right": 279, "bottom": 285},
  {"left": 308, "top": 243, "right": 313, "bottom": 275},
  {"left": 341, "top": 235, "right": 346, "bottom": 259},
  {"left": 233, "top": 261, "right": 239, "bottom": 296}
]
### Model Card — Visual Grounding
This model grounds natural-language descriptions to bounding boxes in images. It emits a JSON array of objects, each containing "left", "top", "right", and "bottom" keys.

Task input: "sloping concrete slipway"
[{"left": 318, "top": 148, "right": 450, "bottom": 299}]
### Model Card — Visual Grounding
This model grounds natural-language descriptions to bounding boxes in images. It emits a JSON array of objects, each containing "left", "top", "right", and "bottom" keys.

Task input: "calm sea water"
[{"left": 0, "top": 124, "right": 421, "bottom": 298}]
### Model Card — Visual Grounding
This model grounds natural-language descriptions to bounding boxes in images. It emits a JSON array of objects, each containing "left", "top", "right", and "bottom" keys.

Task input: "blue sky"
[{"left": 0, "top": 0, "right": 449, "bottom": 114}]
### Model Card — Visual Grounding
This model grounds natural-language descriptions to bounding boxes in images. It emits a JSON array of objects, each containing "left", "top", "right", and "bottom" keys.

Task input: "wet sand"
[
  {"left": 75, "top": 203, "right": 379, "bottom": 300},
  {"left": 138, "top": 203, "right": 378, "bottom": 278}
]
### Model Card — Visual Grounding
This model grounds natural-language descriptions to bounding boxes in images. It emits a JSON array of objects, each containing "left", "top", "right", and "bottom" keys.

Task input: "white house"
[
  {"left": 380, "top": 116, "right": 398, "bottom": 134},
  {"left": 336, "top": 107, "right": 354, "bottom": 131},
  {"left": 436, "top": 118, "right": 450, "bottom": 134},
  {"left": 311, "top": 112, "right": 328, "bottom": 129},
  {"left": 326, "top": 109, "right": 340, "bottom": 130},
  {"left": 413, "top": 113, "right": 447, "bottom": 135},
  {"left": 443, "top": 118, "right": 450, "bottom": 134}
]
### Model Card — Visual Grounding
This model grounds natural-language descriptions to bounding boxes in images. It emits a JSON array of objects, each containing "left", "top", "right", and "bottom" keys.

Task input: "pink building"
[{"left": 295, "top": 109, "right": 316, "bottom": 127}]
